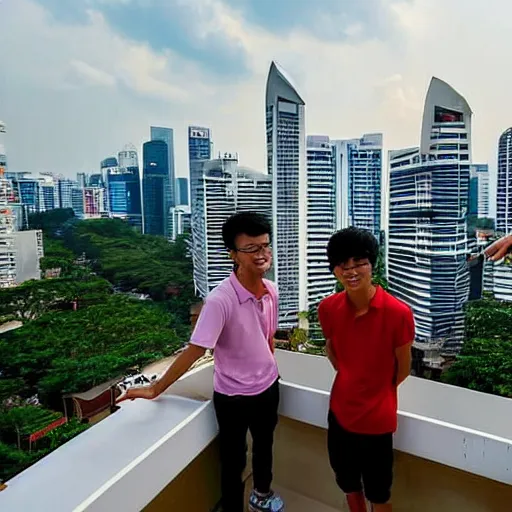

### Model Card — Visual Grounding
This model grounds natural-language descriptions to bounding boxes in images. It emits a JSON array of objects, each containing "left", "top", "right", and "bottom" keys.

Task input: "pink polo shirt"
[{"left": 190, "top": 273, "right": 279, "bottom": 396}]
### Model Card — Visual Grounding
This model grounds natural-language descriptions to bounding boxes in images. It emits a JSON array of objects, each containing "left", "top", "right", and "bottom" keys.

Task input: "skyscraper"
[
  {"left": 57, "top": 179, "right": 78, "bottom": 210},
  {"left": 469, "top": 164, "right": 490, "bottom": 218},
  {"left": 191, "top": 154, "right": 272, "bottom": 298},
  {"left": 306, "top": 135, "right": 337, "bottom": 309},
  {"left": 176, "top": 177, "right": 189, "bottom": 206},
  {"left": 151, "top": 127, "right": 176, "bottom": 209},
  {"left": 266, "top": 61, "right": 307, "bottom": 327},
  {"left": 0, "top": 121, "right": 7, "bottom": 170},
  {"left": 334, "top": 133, "right": 383, "bottom": 237},
  {"left": 188, "top": 126, "right": 211, "bottom": 211},
  {"left": 142, "top": 140, "right": 170, "bottom": 236},
  {"left": 387, "top": 77, "right": 472, "bottom": 353},
  {"left": 117, "top": 144, "right": 142, "bottom": 230},
  {"left": 493, "top": 128, "right": 512, "bottom": 301}
]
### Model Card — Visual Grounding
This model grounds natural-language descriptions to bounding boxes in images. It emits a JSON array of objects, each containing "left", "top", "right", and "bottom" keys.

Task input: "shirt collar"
[
  {"left": 343, "top": 285, "right": 384, "bottom": 311},
  {"left": 229, "top": 272, "right": 259, "bottom": 304}
]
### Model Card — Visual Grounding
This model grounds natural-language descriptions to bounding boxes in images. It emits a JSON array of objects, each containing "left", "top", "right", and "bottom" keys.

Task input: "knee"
[{"left": 365, "top": 488, "right": 391, "bottom": 506}]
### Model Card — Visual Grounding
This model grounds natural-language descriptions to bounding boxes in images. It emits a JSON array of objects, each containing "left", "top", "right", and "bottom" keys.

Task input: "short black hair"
[
  {"left": 327, "top": 227, "right": 379, "bottom": 272},
  {"left": 222, "top": 212, "right": 271, "bottom": 251}
]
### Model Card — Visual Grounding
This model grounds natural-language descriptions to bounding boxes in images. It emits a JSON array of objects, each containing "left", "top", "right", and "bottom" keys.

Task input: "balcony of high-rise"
[{"left": 1, "top": 349, "right": 511, "bottom": 512}]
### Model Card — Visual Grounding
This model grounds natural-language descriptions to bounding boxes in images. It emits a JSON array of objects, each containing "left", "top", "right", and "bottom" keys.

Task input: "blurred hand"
[
  {"left": 485, "top": 234, "right": 512, "bottom": 261},
  {"left": 116, "top": 385, "right": 157, "bottom": 404}
]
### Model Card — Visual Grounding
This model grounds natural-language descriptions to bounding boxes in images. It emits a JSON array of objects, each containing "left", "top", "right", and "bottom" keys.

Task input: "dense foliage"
[
  {"left": 0, "top": 211, "right": 195, "bottom": 482},
  {"left": 443, "top": 298, "right": 512, "bottom": 397}
]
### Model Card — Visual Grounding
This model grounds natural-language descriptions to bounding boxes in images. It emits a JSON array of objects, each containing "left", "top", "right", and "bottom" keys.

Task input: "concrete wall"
[{"left": 274, "top": 416, "right": 512, "bottom": 512}]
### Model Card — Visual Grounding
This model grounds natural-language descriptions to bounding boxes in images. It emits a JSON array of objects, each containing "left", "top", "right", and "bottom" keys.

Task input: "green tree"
[{"left": 442, "top": 298, "right": 512, "bottom": 397}]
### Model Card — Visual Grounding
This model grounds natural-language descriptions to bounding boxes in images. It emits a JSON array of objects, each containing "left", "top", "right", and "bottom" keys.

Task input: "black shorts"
[{"left": 327, "top": 410, "right": 393, "bottom": 504}]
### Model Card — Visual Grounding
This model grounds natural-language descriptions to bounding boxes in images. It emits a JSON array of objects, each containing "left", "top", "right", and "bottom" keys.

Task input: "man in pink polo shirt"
[{"left": 119, "top": 212, "right": 284, "bottom": 512}]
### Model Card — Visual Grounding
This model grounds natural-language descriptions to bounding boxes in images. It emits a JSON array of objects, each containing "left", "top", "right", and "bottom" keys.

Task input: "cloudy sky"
[{"left": 1, "top": 0, "right": 511, "bottom": 190}]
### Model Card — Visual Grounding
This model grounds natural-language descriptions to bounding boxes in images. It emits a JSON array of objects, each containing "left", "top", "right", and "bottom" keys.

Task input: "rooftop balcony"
[{"left": 1, "top": 350, "right": 511, "bottom": 512}]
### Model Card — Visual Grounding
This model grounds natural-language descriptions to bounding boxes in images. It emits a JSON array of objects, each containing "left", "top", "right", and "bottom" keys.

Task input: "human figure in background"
[
  {"left": 118, "top": 212, "right": 284, "bottom": 512},
  {"left": 318, "top": 227, "right": 415, "bottom": 512}
]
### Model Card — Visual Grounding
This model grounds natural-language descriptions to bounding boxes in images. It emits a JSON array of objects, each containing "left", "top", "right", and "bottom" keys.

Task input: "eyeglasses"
[
  {"left": 339, "top": 262, "right": 370, "bottom": 274},
  {"left": 236, "top": 243, "right": 272, "bottom": 254}
]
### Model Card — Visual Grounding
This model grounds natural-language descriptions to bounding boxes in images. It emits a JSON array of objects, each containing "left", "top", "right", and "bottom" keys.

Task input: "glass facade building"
[
  {"left": 188, "top": 126, "right": 211, "bottom": 212},
  {"left": 142, "top": 140, "right": 170, "bottom": 237},
  {"left": 176, "top": 177, "right": 189, "bottom": 206},
  {"left": 151, "top": 127, "right": 175, "bottom": 209}
]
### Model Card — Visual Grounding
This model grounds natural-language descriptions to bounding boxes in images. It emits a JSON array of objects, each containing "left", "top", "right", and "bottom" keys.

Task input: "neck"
[
  {"left": 347, "top": 284, "right": 377, "bottom": 312},
  {"left": 236, "top": 268, "right": 265, "bottom": 296}
]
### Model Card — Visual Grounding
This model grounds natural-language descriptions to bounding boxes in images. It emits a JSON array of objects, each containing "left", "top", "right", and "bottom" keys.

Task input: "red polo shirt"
[{"left": 318, "top": 286, "right": 415, "bottom": 435}]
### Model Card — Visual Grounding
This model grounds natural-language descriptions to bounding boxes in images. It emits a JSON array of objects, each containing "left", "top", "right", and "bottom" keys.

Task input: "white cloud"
[
  {"left": 1, "top": 0, "right": 512, "bottom": 218},
  {"left": 69, "top": 60, "right": 117, "bottom": 88}
]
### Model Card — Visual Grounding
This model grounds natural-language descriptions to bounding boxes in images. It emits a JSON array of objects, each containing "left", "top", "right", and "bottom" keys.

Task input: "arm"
[
  {"left": 394, "top": 343, "right": 412, "bottom": 386},
  {"left": 119, "top": 344, "right": 206, "bottom": 401},
  {"left": 118, "top": 297, "right": 226, "bottom": 402},
  {"left": 325, "top": 338, "right": 338, "bottom": 372},
  {"left": 394, "top": 307, "right": 415, "bottom": 386}
]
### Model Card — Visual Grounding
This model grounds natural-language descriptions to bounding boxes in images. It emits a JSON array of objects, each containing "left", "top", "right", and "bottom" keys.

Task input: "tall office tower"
[
  {"left": 266, "top": 61, "right": 307, "bottom": 328},
  {"left": 333, "top": 133, "right": 383, "bottom": 237},
  {"left": 188, "top": 126, "right": 211, "bottom": 212},
  {"left": 9, "top": 173, "right": 43, "bottom": 214},
  {"left": 306, "top": 135, "right": 337, "bottom": 309},
  {"left": 117, "top": 144, "right": 142, "bottom": 230},
  {"left": 39, "top": 174, "right": 58, "bottom": 211},
  {"left": 469, "top": 164, "right": 490, "bottom": 218},
  {"left": 88, "top": 173, "right": 108, "bottom": 213},
  {"left": 176, "top": 177, "right": 189, "bottom": 206},
  {"left": 192, "top": 153, "right": 272, "bottom": 298},
  {"left": 493, "top": 128, "right": 512, "bottom": 301},
  {"left": 76, "top": 173, "right": 88, "bottom": 188},
  {"left": 169, "top": 205, "right": 191, "bottom": 241},
  {"left": 387, "top": 77, "right": 472, "bottom": 354},
  {"left": 151, "top": 127, "right": 175, "bottom": 209},
  {"left": 0, "top": 120, "right": 7, "bottom": 170},
  {"left": 57, "top": 179, "right": 78, "bottom": 210},
  {"left": 71, "top": 187, "right": 85, "bottom": 218},
  {"left": 142, "top": 140, "right": 170, "bottom": 237}
]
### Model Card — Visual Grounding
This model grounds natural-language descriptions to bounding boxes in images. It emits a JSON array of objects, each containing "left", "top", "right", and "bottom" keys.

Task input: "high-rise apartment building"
[
  {"left": 188, "top": 126, "right": 211, "bottom": 212},
  {"left": 169, "top": 205, "right": 191, "bottom": 241},
  {"left": 0, "top": 172, "right": 43, "bottom": 287},
  {"left": 266, "top": 61, "right": 307, "bottom": 327},
  {"left": 333, "top": 133, "right": 383, "bottom": 237},
  {"left": 176, "top": 177, "right": 189, "bottom": 206},
  {"left": 83, "top": 187, "right": 106, "bottom": 218},
  {"left": 387, "top": 77, "right": 472, "bottom": 353},
  {"left": 493, "top": 128, "right": 512, "bottom": 301},
  {"left": 192, "top": 154, "right": 272, "bottom": 298},
  {"left": 469, "top": 164, "right": 490, "bottom": 218},
  {"left": 306, "top": 135, "right": 337, "bottom": 309},
  {"left": 142, "top": 140, "right": 170, "bottom": 237},
  {"left": 151, "top": 127, "right": 176, "bottom": 209}
]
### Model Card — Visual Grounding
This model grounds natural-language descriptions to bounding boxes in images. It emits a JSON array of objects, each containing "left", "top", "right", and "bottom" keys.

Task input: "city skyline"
[{"left": 2, "top": 0, "right": 512, "bottom": 214}]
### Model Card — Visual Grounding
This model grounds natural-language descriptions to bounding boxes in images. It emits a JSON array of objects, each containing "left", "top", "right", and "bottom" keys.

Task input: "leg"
[
  {"left": 248, "top": 380, "right": 280, "bottom": 494},
  {"left": 214, "top": 392, "right": 249, "bottom": 512},
  {"left": 327, "top": 411, "right": 367, "bottom": 512},
  {"left": 360, "top": 432, "right": 394, "bottom": 512}
]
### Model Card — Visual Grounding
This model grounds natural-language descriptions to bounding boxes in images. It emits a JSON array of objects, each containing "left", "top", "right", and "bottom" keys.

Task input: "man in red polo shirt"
[{"left": 318, "top": 227, "right": 415, "bottom": 512}]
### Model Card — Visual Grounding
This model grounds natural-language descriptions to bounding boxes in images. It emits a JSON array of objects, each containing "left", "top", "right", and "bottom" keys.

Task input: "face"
[
  {"left": 231, "top": 233, "right": 272, "bottom": 276},
  {"left": 334, "top": 257, "right": 372, "bottom": 292}
]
